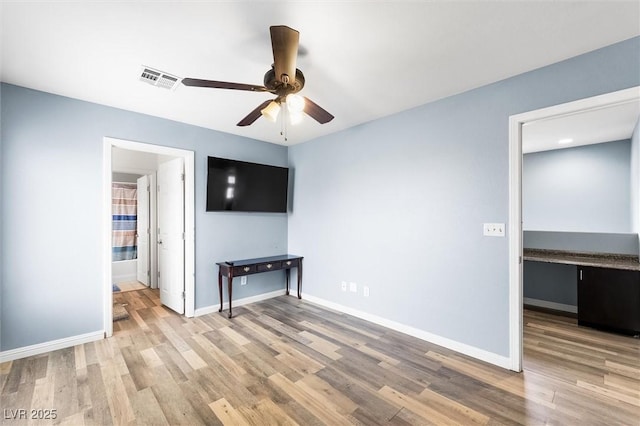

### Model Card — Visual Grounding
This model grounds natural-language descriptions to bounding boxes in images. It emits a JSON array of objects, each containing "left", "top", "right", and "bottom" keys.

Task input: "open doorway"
[
  {"left": 508, "top": 86, "right": 640, "bottom": 371},
  {"left": 103, "top": 137, "right": 195, "bottom": 338},
  {"left": 111, "top": 168, "right": 153, "bottom": 291}
]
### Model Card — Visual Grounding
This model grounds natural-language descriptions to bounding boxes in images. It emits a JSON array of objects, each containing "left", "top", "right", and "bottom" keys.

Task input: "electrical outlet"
[
  {"left": 363, "top": 286, "right": 370, "bottom": 297},
  {"left": 241, "top": 276, "right": 247, "bottom": 285},
  {"left": 349, "top": 282, "right": 357, "bottom": 293},
  {"left": 483, "top": 223, "right": 505, "bottom": 237},
  {"left": 341, "top": 281, "right": 347, "bottom": 291}
]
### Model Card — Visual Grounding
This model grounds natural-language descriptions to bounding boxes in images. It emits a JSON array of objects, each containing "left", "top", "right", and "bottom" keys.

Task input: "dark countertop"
[{"left": 524, "top": 248, "right": 640, "bottom": 271}]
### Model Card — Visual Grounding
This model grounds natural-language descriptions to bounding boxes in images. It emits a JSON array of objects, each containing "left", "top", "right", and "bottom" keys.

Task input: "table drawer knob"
[
  {"left": 267, "top": 263, "right": 272, "bottom": 269},
  {"left": 243, "top": 267, "right": 250, "bottom": 272},
  {"left": 286, "top": 261, "right": 292, "bottom": 265}
]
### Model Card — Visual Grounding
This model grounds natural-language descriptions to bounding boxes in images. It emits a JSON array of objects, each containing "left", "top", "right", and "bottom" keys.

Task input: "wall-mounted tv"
[{"left": 206, "top": 156, "right": 289, "bottom": 213}]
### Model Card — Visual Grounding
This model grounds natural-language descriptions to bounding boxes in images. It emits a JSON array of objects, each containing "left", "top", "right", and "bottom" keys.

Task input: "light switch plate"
[{"left": 483, "top": 223, "right": 505, "bottom": 237}]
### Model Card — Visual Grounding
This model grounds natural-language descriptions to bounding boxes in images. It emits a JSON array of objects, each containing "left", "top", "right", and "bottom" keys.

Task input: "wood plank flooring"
[
  {"left": 2, "top": 288, "right": 639, "bottom": 425},
  {"left": 114, "top": 281, "right": 147, "bottom": 293}
]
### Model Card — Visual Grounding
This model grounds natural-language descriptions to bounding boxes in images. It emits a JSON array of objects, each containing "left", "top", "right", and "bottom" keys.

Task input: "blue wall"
[
  {"left": 0, "top": 84, "right": 288, "bottom": 351},
  {"left": 631, "top": 119, "right": 640, "bottom": 235},
  {"left": 2, "top": 36, "right": 639, "bottom": 358},
  {"left": 524, "top": 262, "right": 577, "bottom": 307},
  {"left": 523, "top": 140, "right": 631, "bottom": 233},
  {"left": 288, "top": 37, "right": 640, "bottom": 357}
]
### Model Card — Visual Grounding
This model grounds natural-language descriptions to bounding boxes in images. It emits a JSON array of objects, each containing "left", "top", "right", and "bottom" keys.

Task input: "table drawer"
[
  {"left": 257, "top": 261, "right": 281, "bottom": 272},
  {"left": 282, "top": 259, "right": 299, "bottom": 268},
  {"left": 233, "top": 265, "right": 256, "bottom": 275}
]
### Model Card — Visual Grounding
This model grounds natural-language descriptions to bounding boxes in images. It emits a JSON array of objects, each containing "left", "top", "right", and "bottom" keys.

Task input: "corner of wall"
[{"left": 631, "top": 118, "right": 640, "bottom": 239}]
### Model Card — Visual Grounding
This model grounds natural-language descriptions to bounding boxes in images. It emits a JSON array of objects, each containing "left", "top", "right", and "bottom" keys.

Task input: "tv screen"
[{"left": 206, "top": 156, "right": 289, "bottom": 213}]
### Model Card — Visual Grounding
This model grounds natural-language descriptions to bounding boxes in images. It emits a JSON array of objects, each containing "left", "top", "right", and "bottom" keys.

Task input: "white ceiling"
[
  {"left": 2, "top": 1, "right": 639, "bottom": 146},
  {"left": 523, "top": 99, "right": 640, "bottom": 154}
]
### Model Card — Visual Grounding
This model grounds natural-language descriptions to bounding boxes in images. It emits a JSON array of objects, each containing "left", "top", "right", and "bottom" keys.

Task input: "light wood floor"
[
  {"left": 114, "top": 281, "right": 148, "bottom": 293},
  {"left": 2, "top": 288, "right": 639, "bottom": 425}
]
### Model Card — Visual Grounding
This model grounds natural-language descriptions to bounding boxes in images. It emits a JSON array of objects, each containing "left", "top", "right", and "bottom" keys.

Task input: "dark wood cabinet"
[{"left": 578, "top": 266, "right": 640, "bottom": 335}]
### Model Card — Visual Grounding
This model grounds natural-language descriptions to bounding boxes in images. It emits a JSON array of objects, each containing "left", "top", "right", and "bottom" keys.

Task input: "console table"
[{"left": 216, "top": 254, "right": 303, "bottom": 318}]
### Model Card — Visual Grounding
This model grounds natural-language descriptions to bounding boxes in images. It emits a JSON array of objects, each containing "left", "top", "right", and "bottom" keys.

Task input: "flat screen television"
[{"left": 206, "top": 156, "right": 289, "bottom": 213}]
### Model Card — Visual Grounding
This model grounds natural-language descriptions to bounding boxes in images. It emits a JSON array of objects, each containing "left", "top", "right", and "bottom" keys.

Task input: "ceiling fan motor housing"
[{"left": 264, "top": 68, "right": 305, "bottom": 95}]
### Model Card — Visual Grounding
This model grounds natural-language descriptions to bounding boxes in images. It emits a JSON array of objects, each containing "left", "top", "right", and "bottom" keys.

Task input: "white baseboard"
[
  {"left": 195, "top": 289, "right": 287, "bottom": 317},
  {"left": 303, "top": 294, "right": 512, "bottom": 370},
  {"left": 0, "top": 331, "right": 104, "bottom": 363},
  {"left": 523, "top": 297, "right": 577, "bottom": 314}
]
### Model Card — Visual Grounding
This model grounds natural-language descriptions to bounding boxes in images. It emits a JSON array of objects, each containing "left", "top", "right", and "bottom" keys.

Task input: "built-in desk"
[
  {"left": 523, "top": 248, "right": 640, "bottom": 271},
  {"left": 524, "top": 248, "right": 640, "bottom": 335},
  {"left": 216, "top": 254, "right": 303, "bottom": 318}
]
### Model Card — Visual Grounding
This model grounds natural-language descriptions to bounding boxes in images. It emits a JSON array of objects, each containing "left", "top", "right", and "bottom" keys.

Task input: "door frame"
[
  {"left": 103, "top": 137, "right": 195, "bottom": 337},
  {"left": 507, "top": 86, "right": 639, "bottom": 371}
]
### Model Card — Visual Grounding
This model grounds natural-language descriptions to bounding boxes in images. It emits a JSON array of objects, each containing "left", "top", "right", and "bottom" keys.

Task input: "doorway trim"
[
  {"left": 103, "top": 137, "right": 195, "bottom": 338},
  {"left": 507, "top": 86, "right": 639, "bottom": 371}
]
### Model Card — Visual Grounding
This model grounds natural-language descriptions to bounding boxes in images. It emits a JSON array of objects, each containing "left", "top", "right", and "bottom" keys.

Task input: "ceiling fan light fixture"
[
  {"left": 182, "top": 25, "right": 334, "bottom": 130},
  {"left": 286, "top": 94, "right": 305, "bottom": 113},
  {"left": 261, "top": 101, "right": 281, "bottom": 122},
  {"left": 289, "top": 111, "right": 304, "bottom": 125}
]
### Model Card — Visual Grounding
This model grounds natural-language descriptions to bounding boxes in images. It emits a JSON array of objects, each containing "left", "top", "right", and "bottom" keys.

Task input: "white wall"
[{"left": 112, "top": 259, "right": 137, "bottom": 283}]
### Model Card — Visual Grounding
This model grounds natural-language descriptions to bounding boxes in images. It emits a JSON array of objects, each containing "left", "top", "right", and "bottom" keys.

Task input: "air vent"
[{"left": 139, "top": 66, "right": 179, "bottom": 90}]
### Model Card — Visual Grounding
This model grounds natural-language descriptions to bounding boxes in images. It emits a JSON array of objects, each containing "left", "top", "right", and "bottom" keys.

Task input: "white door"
[
  {"left": 157, "top": 158, "right": 185, "bottom": 314},
  {"left": 136, "top": 175, "right": 150, "bottom": 286}
]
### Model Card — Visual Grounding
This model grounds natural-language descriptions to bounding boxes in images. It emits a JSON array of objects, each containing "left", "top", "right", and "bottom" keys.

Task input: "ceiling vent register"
[{"left": 139, "top": 67, "right": 179, "bottom": 90}]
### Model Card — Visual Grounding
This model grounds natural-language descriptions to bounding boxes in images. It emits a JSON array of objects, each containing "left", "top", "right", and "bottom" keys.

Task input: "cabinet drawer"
[
  {"left": 257, "top": 261, "right": 281, "bottom": 272},
  {"left": 233, "top": 265, "right": 255, "bottom": 275}
]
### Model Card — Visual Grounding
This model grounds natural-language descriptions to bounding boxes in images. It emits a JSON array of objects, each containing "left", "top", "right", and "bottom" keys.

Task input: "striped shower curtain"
[{"left": 112, "top": 183, "right": 137, "bottom": 261}]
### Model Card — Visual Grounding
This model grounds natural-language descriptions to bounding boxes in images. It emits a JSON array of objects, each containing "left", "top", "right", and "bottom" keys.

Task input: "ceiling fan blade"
[
  {"left": 182, "top": 78, "right": 267, "bottom": 92},
  {"left": 303, "top": 97, "right": 334, "bottom": 124},
  {"left": 270, "top": 26, "right": 299, "bottom": 85},
  {"left": 237, "top": 99, "right": 273, "bottom": 127}
]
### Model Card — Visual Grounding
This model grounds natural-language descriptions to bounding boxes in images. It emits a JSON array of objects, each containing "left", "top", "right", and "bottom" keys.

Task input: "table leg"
[
  {"left": 218, "top": 270, "right": 223, "bottom": 312},
  {"left": 297, "top": 260, "right": 303, "bottom": 299},
  {"left": 285, "top": 268, "right": 291, "bottom": 296},
  {"left": 228, "top": 273, "right": 233, "bottom": 318}
]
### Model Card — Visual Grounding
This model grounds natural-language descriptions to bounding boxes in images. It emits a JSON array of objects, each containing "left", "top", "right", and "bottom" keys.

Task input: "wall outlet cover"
[
  {"left": 241, "top": 276, "right": 247, "bottom": 285},
  {"left": 349, "top": 282, "right": 357, "bottom": 292}
]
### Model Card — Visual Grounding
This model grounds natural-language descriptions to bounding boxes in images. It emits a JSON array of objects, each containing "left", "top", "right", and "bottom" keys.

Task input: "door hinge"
[
  {"left": 182, "top": 232, "right": 185, "bottom": 240},
  {"left": 181, "top": 173, "right": 185, "bottom": 181},
  {"left": 158, "top": 270, "right": 161, "bottom": 278},
  {"left": 147, "top": 185, "right": 150, "bottom": 192},
  {"left": 181, "top": 291, "right": 185, "bottom": 299}
]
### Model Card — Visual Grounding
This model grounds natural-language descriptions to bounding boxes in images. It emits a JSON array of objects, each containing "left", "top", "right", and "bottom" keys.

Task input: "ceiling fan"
[{"left": 182, "top": 25, "right": 334, "bottom": 127}]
